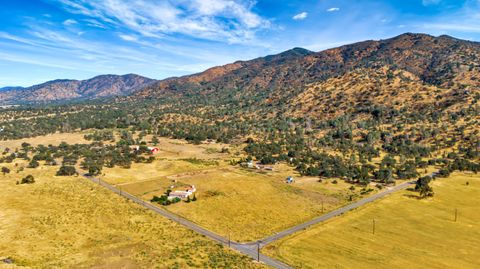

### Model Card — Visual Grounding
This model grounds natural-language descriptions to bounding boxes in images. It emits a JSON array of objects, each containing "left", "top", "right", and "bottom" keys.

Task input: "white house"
[
  {"left": 168, "top": 185, "right": 197, "bottom": 200},
  {"left": 130, "top": 145, "right": 159, "bottom": 154}
]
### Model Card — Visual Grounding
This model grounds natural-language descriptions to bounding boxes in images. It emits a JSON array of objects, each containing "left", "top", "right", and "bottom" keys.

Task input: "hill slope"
[
  {"left": 3, "top": 33, "right": 478, "bottom": 116},
  {"left": 0, "top": 74, "right": 155, "bottom": 104},
  {"left": 135, "top": 33, "right": 479, "bottom": 120}
]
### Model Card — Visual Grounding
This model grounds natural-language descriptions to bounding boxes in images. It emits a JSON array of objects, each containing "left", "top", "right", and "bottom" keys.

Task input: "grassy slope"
[
  {"left": 263, "top": 172, "right": 480, "bottom": 269},
  {"left": 0, "top": 164, "right": 264, "bottom": 269}
]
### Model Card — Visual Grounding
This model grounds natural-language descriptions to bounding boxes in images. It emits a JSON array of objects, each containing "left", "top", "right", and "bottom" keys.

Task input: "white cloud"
[
  {"left": 63, "top": 19, "right": 78, "bottom": 26},
  {"left": 54, "top": 0, "right": 270, "bottom": 44},
  {"left": 327, "top": 7, "right": 340, "bottom": 12},
  {"left": 83, "top": 19, "right": 107, "bottom": 29},
  {"left": 0, "top": 24, "right": 242, "bottom": 77},
  {"left": 416, "top": 1, "right": 480, "bottom": 33},
  {"left": 422, "top": 0, "right": 441, "bottom": 6},
  {"left": 119, "top": 34, "right": 138, "bottom": 41},
  {"left": 422, "top": 23, "right": 480, "bottom": 33},
  {"left": 0, "top": 51, "right": 81, "bottom": 70},
  {"left": 292, "top": 12, "right": 308, "bottom": 20},
  {"left": 0, "top": 32, "right": 38, "bottom": 46}
]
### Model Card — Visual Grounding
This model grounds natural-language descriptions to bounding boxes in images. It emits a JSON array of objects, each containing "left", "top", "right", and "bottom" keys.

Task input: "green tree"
[
  {"left": 27, "top": 160, "right": 40, "bottom": 168},
  {"left": 21, "top": 175, "right": 35, "bottom": 184},
  {"left": 415, "top": 176, "right": 434, "bottom": 198},
  {"left": 56, "top": 165, "right": 77, "bottom": 176},
  {"left": 152, "top": 136, "right": 159, "bottom": 146},
  {"left": 1, "top": 167, "right": 10, "bottom": 175},
  {"left": 88, "top": 165, "right": 102, "bottom": 176},
  {"left": 375, "top": 168, "right": 394, "bottom": 183}
]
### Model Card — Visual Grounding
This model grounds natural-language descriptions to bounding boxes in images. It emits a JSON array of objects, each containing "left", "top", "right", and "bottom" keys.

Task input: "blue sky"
[{"left": 1, "top": 0, "right": 479, "bottom": 87}]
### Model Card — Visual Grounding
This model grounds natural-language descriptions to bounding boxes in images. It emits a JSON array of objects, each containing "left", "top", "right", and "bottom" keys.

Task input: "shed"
[{"left": 147, "top": 147, "right": 159, "bottom": 154}]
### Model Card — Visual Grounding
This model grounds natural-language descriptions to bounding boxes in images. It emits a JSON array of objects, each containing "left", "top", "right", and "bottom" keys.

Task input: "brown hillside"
[
  {"left": 134, "top": 33, "right": 480, "bottom": 121},
  {"left": 0, "top": 74, "right": 155, "bottom": 104}
]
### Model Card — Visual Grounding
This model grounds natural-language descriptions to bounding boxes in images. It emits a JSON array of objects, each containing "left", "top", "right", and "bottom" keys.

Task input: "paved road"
[
  {"left": 83, "top": 174, "right": 419, "bottom": 269},
  {"left": 83, "top": 175, "right": 292, "bottom": 269},
  {"left": 255, "top": 180, "right": 416, "bottom": 247}
]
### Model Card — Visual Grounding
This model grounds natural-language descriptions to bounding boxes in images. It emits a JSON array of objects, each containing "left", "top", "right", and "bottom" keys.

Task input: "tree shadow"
[{"left": 403, "top": 193, "right": 420, "bottom": 199}]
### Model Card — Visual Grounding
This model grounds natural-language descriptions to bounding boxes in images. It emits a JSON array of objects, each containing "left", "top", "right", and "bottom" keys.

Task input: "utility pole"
[
  {"left": 228, "top": 228, "right": 231, "bottom": 247},
  {"left": 455, "top": 208, "right": 458, "bottom": 222},
  {"left": 257, "top": 241, "right": 260, "bottom": 262},
  {"left": 322, "top": 199, "right": 324, "bottom": 213},
  {"left": 372, "top": 218, "right": 376, "bottom": 235}
]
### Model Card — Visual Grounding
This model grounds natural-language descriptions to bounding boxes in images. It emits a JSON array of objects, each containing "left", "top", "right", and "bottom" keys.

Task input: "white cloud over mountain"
[{"left": 55, "top": 0, "right": 270, "bottom": 43}]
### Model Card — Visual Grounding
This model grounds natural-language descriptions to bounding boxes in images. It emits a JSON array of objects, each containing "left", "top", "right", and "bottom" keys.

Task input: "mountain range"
[
  {"left": 134, "top": 33, "right": 479, "bottom": 120},
  {"left": 0, "top": 86, "right": 24, "bottom": 92},
  {"left": 1, "top": 33, "right": 479, "bottom": 112},
  {"left": 0, "top": 74, "right": 155, "bottom": 104}
]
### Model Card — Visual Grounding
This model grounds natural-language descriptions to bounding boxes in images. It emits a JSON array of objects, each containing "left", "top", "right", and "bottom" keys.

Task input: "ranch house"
[{"left": 168, "top": 185, "right": 197, "bottom": 200}]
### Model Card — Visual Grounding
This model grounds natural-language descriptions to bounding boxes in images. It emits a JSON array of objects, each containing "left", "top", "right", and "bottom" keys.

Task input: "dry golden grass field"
[
  {"left": 149, "top": 138, "right": 231, "bottom": 160},
  {"left": 0, "top": 163, "right": 265, "bottom": 269},
  {"left": 263, "top": 172, "right": 480, "bottom": 269},
  {"left": 2, "top": 131, "right": 463, "bottom": 267},
  {"left": 100, "top": 138, "right": 379, "bottom": 242},
  {"left": 162, "top": 167, "right": 353, "bottom": 242},
  {"left": 0, "top": 132, "right": 89, "bottom": 152}
]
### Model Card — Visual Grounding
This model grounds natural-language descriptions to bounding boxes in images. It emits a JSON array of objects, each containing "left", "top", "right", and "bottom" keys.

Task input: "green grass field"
[{"left": 263, "top": 172, "right": 480, "bottom": 269}]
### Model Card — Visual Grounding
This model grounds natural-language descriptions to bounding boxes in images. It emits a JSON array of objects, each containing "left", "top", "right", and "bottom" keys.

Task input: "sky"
[{"left": 1, "top": 0, "right": 479, "bottom": 87}]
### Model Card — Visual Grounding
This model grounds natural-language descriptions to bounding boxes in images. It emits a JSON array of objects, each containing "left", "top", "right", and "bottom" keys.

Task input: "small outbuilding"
[
  {"left": 147, "top": 147, "right": 159, "bottom": 154},
  {"left": 129, "top": 145, "right": 140, "bottom": 151},
  {"left": 286, "top": 176, "right": 294, "bottom": 184}
]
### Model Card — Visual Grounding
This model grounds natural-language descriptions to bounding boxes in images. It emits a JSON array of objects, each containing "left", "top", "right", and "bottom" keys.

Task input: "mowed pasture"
[
  {"left": 101, "top": 141, "right": 375, "bottom": 242},
  {"left": 263, "top": 172, "right": 480, "bottom": 269},
  {"left": 0, "top": 163, "right": 264, "bottom": 269}
]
